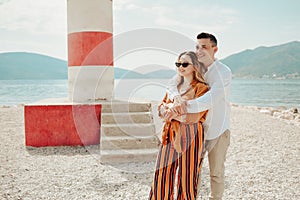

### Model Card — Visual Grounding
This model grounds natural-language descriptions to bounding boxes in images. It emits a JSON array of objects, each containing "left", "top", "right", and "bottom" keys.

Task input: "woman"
[{"left": 149, "top": 51, "right": 209, "bottom": 200}]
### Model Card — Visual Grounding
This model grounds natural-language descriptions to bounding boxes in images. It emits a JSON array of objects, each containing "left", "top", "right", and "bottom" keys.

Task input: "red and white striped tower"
[
  {"left": 24, "top": 0, "right": 111, "bottom": 147},
  {"left": 67, "top": 0, "right": 113, "bottom": 102}
]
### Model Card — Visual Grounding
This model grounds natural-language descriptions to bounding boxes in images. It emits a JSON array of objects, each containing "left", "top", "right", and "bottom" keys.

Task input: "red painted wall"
[{"left": 25, "top": 104, "right": 101, "bottom": 147}]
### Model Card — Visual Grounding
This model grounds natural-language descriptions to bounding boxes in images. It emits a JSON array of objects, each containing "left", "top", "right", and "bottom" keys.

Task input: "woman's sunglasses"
[{"left": 175, "top": 62, "right": 192, "bottom": 68}]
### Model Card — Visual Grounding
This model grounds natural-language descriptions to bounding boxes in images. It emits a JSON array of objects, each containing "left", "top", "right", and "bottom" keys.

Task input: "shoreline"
[{"left": 231, "top": 103, "right": 300, "bottom": 127}]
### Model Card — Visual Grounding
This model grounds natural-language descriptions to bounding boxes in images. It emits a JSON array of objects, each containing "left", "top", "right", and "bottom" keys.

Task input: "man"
[{"left": 165, "top": 32, "right": 232, "bottom": 200}]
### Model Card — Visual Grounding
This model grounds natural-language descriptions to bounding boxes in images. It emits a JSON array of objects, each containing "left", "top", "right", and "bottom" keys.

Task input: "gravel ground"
[{"left": 0, "top": 105, "right": 299, "bottom": 199}]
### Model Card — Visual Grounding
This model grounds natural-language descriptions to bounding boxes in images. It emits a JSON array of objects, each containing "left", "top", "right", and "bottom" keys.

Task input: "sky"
[{"left": 0, "top": 0, "right": 299, "bottom": 71}]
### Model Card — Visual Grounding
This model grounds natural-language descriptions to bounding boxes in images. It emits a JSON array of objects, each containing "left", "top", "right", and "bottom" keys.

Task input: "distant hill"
[
  {"left": 221, "top": 41, "right": 300, "bottom": 78},
  {"left": 0, "top": 52, "right": 67, "bottom": 79},
  {"left": 145, "top": 69, "right": 176, "bottom": 79},
  {"left": 115, "top": 69, "right": 176, "bottom": 79},
  {"left": 1, "top": 41, "right": 300, "bottom": 80},
  {"left": 114, "top": 67, "right": 148, "bottom": 79},
  {"left": 0, "top": 52, "right": 165, "bottom": 80}
]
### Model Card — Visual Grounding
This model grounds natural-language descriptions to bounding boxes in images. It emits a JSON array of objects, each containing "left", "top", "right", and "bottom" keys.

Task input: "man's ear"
[{"left": 214, "top": 46, "right": 218, "bottom": 53}]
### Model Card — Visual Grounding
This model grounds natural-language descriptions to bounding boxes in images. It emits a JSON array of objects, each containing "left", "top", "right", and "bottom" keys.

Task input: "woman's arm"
[
  {"left": 171, "top": 83, "right": 209, "bottom": 123},
  {"left": 157, "top": 93, "right": 175, "bottom": 119}
]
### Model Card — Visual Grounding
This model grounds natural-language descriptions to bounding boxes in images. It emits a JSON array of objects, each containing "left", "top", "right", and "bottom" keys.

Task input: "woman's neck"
[
  {"left": 178, "top": 75, "right": 194, "bottom": 94},
  {"left": 183, "top": 74, "right": 194, "bottom": 84}
]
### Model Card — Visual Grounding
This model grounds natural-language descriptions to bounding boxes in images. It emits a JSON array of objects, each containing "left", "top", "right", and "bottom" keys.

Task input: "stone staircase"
[{"left": 100, "top": 101, "right": 160, "bottom": 163}]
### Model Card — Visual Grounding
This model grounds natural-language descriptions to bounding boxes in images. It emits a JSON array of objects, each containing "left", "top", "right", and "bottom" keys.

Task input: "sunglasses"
[{"left": 175, "top": 62, "right": 192, "bottom": 68}]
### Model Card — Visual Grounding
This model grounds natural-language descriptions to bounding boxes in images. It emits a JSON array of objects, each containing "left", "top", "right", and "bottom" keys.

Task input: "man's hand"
[
  {"left": 173, "top": 95, "right": 187, "bottom": 115},
  {"left": 163, "top": 109, "right": 177, "bottom": 122},
  {"left": 163, "top": 101, "right": 188, "bottom": 122},
  {"left": 173, "top": 95, "right": 184, "bottom": 105},
  {"left": 171, "top": 101, "right": 188, "bottom": 116}
]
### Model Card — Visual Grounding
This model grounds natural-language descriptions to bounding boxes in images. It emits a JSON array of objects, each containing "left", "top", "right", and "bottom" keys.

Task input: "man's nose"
[
  {"left": 197, "top": 48, "right": 204, "bottom": 54},
  {"left": 197, "top": 47, "right": 204, "bottom": 52}
]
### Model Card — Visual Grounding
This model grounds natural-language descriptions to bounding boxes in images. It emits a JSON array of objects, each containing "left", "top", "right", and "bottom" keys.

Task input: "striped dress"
[{"left": 149, "top": 80, "right": 208, "bottom": 200}]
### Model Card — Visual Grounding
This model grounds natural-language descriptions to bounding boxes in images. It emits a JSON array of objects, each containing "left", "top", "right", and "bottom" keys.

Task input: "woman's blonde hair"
[{"left": 176, "top": 51, "right": 207, "bottom": 87}]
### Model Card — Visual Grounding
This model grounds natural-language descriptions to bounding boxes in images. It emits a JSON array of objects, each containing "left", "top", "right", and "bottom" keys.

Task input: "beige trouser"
[{"left": 198, "top": 130, "right": 230, "bottom": 200}]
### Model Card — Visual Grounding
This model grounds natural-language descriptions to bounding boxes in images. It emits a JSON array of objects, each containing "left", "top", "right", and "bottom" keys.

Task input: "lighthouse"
[
  {"left": 24, "top": 0, "right": 114, "bottom": 147},
  {"left": 67, "top": 0, "right": 114, "bottom": 101}
]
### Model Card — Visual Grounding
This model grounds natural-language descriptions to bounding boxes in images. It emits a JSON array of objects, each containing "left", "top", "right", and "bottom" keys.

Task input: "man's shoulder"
[
  {"left": 216, "top": 60, "right": 232, "bottom": 74},
  {"left": 213, "top": 60, "right": 232, "bottom": 80}
]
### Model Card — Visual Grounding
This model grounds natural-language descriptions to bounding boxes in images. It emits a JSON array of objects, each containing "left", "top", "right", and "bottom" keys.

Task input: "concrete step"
[
  {"left": 100, "top": 148, "right": 159, "bottom": 163},
  {"left": 101, "top": 101, "right": 151, "bottom": 113},
  {"left": 101, "top": 135, "right": 159, "bottom": 150},
  {"left": 97, "top": 100, "right": 159, "bottom": 163},
  {"left": 101, "top": 112, "right": 153, "bottom": 124},
  {"left": 101, "top": 123, "right": 156, "bottom": 137}
]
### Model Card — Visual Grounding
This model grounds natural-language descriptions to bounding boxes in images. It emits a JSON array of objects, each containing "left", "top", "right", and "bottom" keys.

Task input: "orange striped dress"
[{"left": 149, "top": 80, "right": 208, "bottom": 200}]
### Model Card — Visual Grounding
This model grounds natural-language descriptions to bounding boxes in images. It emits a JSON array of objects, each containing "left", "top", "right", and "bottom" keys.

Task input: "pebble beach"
[{"left": 0, "top": 104, "right": 299, "bottom": 199}]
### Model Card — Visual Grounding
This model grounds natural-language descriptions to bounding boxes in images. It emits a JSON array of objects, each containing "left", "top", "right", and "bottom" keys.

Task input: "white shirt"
[{"left": 167, "top": 59, "right": 232, "bottom": 140}]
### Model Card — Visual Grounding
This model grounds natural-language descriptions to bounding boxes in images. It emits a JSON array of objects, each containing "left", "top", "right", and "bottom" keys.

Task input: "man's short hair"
[{"left": 197, "top": 32, "right": 217, "bottom": 46}]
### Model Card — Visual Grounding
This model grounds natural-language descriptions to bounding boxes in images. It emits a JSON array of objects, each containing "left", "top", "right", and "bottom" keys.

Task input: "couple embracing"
[{"left": 149, "top": 32, "right": 232, "bottom": 200}]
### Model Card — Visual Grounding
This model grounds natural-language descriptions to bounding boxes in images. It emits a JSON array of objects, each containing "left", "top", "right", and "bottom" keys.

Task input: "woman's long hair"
[{"left": 176, "top": 51, "right": 207, "bottom": 87}]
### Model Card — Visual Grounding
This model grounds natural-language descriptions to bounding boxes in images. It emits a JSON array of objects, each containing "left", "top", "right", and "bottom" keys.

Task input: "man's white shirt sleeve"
[{"left": 186, "top": 62, "right": 232, "bottom": 113}]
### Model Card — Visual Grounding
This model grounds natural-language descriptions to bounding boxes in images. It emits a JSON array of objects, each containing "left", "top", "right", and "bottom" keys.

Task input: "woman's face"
[{"left": 177, "top": 54, "right": 195, "bottom": 77}]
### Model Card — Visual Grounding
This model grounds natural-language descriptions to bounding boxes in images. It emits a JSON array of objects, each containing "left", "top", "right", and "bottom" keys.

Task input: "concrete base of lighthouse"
[
  {"left": 24, "top": 66, "right": 114, "bottom": 147},
  {"left": 24, "top": 98, "right": 102, "bottom": 147},
  {"left": 24, "top": 98, "right": 161, "bottom": 163}
]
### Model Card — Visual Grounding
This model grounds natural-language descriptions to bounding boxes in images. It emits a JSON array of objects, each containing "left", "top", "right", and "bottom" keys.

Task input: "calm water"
[
  {"left": 0, "top": 79, "right": 299, "bottom": 109},
  {"left": 0, "top": 80, "right": 68, "bottom": 105}
]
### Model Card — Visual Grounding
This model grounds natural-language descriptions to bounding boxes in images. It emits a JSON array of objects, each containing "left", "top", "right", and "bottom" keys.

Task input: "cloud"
[
  {"left": 5, "top": 1, "right": 238, "bottom": 37},
  {"left": 0, "top": 0, "right": 66, "bottom": 35},
  {"left": 151, "top": 4, "right": 238, "bottom": 32},
  {"left": 0, "top": 0, "right": 10, "bottom": 5},
  {"left": 113, "top": 1, "right": 238, "bottom": 34},
  {"left": 0, "top": 0, "right": 241, "bottom": 60}
]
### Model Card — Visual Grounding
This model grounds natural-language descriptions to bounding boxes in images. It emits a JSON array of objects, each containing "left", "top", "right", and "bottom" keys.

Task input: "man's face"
[{"left": 196, "top": 38, "right": 218, "bottom": 64}]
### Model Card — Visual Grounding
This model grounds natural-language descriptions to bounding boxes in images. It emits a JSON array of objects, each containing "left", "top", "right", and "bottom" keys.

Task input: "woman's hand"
[{"left": 158, "top": 103, "right": 174, "bottom": 120}]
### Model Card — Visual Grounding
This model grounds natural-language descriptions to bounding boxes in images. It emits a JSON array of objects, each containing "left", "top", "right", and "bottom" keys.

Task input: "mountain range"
[
  {"left": 0, "top": 52, "right": 67, "bottom": 80},
  {"left": 0, "top": 41, "right": 299, "bottom": 80},
  {"left": 0, "top": 52, "right": 175, "bottom": 80},
  {"left": 221, "top": 41, "right": 300, "bottom": 77}
]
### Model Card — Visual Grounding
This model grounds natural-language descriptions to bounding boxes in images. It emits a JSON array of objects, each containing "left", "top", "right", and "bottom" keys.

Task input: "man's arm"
[{"left": 187, "top": 66, "right": 232, "bottom": 113}]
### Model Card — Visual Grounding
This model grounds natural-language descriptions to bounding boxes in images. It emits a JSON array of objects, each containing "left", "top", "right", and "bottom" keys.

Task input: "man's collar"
[{"left": 206, "top": 58, "right": 218, "bottom": 73}]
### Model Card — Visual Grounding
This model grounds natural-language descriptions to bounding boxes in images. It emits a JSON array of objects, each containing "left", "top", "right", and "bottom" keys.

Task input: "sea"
[{"left": 0, "top": 79, "right": 299, "bottom": 109}]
